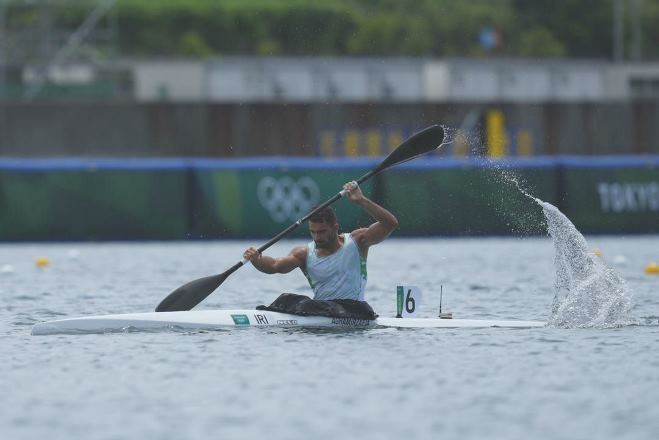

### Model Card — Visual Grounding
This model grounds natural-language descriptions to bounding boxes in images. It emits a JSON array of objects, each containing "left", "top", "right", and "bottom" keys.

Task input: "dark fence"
[{"left": 0, "top": 102, "right": 658, "bottom": 157}]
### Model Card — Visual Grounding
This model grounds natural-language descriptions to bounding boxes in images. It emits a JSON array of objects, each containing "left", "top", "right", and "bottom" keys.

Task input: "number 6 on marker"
[{"left": 396, "top": 286, "right": 422, "bottom": 318}]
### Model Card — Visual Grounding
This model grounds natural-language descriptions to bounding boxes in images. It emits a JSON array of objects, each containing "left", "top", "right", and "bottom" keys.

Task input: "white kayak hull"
[{"left": 32, "top": 309, "right": 545, "bottom": 335}]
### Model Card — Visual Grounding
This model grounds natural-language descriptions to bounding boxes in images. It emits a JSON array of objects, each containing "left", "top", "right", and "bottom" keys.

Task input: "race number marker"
[{"left": 396, "top": 286, "right": 422, "bottom": 318}]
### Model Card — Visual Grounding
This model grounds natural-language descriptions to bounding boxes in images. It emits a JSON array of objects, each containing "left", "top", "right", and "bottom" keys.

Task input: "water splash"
[
  {"left": 539, "top": 200, "right": 632, "bottom": 328},
  {"left": 442, "top": 125, "right": 489, "bottom": 156},
  {"left": 489, "top": 165, "right": 633, "bottom": 327},
  {"left": 442, "top": 124, "right": 633, "bottom": 327},
  {"left": 440, "top": 125, "right": 460, "bottom": 145}
]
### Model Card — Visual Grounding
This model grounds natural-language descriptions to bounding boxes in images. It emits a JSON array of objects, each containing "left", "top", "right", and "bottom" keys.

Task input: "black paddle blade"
[
  {"left": 376, "top": 125, "right": 444, "bottom": 173},
  {"left": 155, "top": 273, "right": 228, "bottom": 312}
]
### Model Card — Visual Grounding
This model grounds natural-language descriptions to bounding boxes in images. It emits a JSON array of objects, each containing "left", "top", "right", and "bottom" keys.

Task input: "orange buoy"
[
  {"left": 35, "top": 257, "right": 50, "bottom": 268},
  {"left": 645, "top": 262, "right": 659, "bottom": 275}
]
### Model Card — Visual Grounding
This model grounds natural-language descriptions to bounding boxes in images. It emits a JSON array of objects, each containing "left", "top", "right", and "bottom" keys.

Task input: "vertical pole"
[
  {"left": 630, "top": 0, "right": 642, "bottom": 61},
  {"left": 439, "top": 285, "right": 443, "bottom": 314},
  {"left": 613, "top": 0, "right": 625, "bottom": 62},
  {"left": 0, "top": 0, "right": 5, "bottom": 95},
  {"left": 0, "top": 0, "right": 6, "bottom": 152}
]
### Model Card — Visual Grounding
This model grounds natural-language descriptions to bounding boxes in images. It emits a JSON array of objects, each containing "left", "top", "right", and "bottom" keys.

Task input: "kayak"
[{"left": 31, "top": 309, "right": 545, "bottom": 335}]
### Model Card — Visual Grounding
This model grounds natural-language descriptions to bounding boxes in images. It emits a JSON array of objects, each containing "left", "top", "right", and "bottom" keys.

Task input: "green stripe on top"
[
  {"left": 360, "top": 255, "right": 367, "bottom": 280},
  {"left": 397, "top": 286, "right": 404, "bottom": 317}
]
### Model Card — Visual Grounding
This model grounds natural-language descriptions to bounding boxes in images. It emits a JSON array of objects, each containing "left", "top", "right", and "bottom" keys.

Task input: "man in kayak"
[{"left": 242, "top": 180, "right": 398, "bottom": 319}]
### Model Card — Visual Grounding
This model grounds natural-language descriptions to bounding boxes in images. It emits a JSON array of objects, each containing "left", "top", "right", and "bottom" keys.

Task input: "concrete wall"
[
  {"left": 5, "top": 58, "right": 659, "bottom": 103},
  {"left": 123, "top": 57, "right": 659, "bottom": 103},
  {"left": 206, "top": 58, "right": 425, "bottom": 103},
  {"left": 131, "top": 60, "right": 205, "bottom": 101}
]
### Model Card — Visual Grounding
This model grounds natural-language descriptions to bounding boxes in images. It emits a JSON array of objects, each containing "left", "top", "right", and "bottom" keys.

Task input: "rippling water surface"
[{"left": 2, "top": 236, "right": 658, "bottom": 440}]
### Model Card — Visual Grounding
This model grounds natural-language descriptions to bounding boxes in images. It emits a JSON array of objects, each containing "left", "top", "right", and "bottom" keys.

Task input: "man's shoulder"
[
  {"left": 349, "top": 228, "right": 368, "bottom": 236},
  {"left": 289, "top": 245, "right": 308, "bottom": 260},
  {"left": 349, "top": 228, "right": 369, "bottom": 245}
]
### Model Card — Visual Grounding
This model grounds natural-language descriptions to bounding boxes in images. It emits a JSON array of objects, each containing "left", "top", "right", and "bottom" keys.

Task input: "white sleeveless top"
[{"left": 303, "top": 233, "right": 367, "bottom": 301}]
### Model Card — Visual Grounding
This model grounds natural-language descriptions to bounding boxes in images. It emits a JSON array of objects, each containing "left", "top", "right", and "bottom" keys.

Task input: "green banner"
[
  {"left": 381, "top": 167, "right": 559, "bottom": 235},
  {"left": 0, "top": 170, "right": 187, "bottom": 240},
  {"left": 1, "top": 158, "right": 657, "bottom": 240},
  {"left": 562, "top": 166, "right": 659, "bottom": 233},
  {"left": 194, "top": 168, "right": 373, "bottom": 238}
]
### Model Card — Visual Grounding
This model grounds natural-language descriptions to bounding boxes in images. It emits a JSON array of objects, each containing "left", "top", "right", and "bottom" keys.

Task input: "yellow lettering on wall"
[
  {"left": 319, "top": 131, "right": 336, "bottom": 157},
  {"left": 486, "top": 110, "right": 508, "bottom": 158},
  {"left": 517, "top": 131, "right": 533, "bottom": 156},
  {"left": 345, "top": 130, "right": 360, "bottom": 157},
  {"left": 366, "top": 130, "right": 382, "bottom": 156},
  {"left": 388, "top": 131, "right": 403, "bottom": 153},
  {"left": 453, "top": 131, "right": 468, "bottom": 156}
]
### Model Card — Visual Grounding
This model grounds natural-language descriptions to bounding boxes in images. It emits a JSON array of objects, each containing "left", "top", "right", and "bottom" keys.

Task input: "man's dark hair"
[{"left": 308, "top": 205, "right": 337, "bottom": 224}]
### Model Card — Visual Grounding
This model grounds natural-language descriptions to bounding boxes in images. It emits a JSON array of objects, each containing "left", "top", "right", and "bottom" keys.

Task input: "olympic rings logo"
[{"left": 257, "top": 176, "right": 320, "bottom": 223}]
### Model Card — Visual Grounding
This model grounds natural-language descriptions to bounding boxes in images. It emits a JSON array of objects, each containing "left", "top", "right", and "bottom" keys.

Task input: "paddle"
[{"left": 155, "top": 124, "right": 445, "bottom": 312}]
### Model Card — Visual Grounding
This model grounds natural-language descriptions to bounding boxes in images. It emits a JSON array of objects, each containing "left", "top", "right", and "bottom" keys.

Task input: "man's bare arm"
[
  {"left": 243, "top": 246, "right": 307, "bottom": 274},
  {"left": 343, "top": 181, "right": 399, "bottom": 249}
]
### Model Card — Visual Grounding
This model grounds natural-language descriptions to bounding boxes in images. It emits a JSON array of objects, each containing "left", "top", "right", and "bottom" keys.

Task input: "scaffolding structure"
[{"left": 0, "top": 0, "right": 117, "bottom": 100}]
